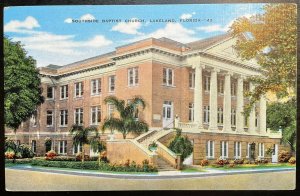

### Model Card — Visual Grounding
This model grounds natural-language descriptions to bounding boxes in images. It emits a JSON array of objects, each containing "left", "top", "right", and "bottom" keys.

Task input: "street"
[{"left": 5, "top": 168, "right": 295, "bottom": 191}]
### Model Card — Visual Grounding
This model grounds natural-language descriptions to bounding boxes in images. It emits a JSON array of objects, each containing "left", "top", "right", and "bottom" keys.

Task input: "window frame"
[
  {"left": 90, "top": 106, "right": 101, "bottom": 125},
  {"left": 163, "top": 67, "right": 174, "bottom": 86},
  {"left": 189, "top": 71, "right": 195, "bottom": 89},
  {"left": 220, "top": 141, "right": 228, "bottom": 159},
  {"left": 74, "top": 82, "right": 84, "bottom": 98},
  {"left": 206, "top": 140, "right": 214, "bottom": 159},
  {"left": 108, "top": 75, "right": 116, "bottom": 93},
  {"left": 74, "top": 108, "right": 83, "bottom": 125},
  {"left": 60, "top": 110, "right": 68, "bottom": 127},
  {"left": 46, "top": 110, "right": 54, "bottom": 127},
  {"left": 58, "top": 140, "right": 67, "bottom": 155},
  {"left": 203, "top": 106, "right": 210, "bottom": 124},
  {"left": 188, "top": 103, "right": 194, "bottom": 122},
  {"left": 234, "top": 141, "right": 242, "bottom": 159},
  {"left": 60, "top": 85, "right": 68, "bottom": 100},
  {"left": 128, "top": 67, "right": 139, "bottom": 86},
  {"left": 217, "top": 107, "right": 223, "bottom": 125},
  {"left": 47, "top": 86, "right": 55, "bottom": 99},
  {"left": 91, "top": 78, "right": 101, "bottom": 96},
  {"left": 204, "top": 75, "right": 210, "bottom": 92},
  {"left": 31, "top": 140, "right": 37, "bottom": 153}
]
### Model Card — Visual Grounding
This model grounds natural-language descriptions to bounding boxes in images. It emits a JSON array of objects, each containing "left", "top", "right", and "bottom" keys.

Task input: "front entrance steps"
[{"left": 157, "top": 157, "right": 178, "bottom": 171}]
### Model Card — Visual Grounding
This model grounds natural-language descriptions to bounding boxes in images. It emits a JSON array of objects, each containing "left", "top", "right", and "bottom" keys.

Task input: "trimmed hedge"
[{"left": 5, "top": 158, "right": 33, "bottom": 164}]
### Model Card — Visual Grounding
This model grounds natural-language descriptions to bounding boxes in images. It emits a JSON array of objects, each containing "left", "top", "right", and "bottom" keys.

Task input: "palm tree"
[
  {"left": 102, "top": 96, "right": 149, "bottom": 139},
  {"left": 69, "top": 124, "right": 100, "bottom": 162}
]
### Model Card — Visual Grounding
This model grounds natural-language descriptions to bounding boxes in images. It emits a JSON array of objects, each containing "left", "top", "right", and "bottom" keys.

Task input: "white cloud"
[
  {"left": 80, "top": 14, "right": 95, "bottom": 20},
  {"left": 111, "top": 18, "right": 143, "bottom": 35},
  {"left": 126, "top": 22, "right": 199, "bottom": 43},
  {"left": 4, "top": 16, "right": 40, "bottom": 33},
  {"left": 64, "top": 18, "right": 73, "bottom": 23},
  {"left": 197, "top": 13, "right": 252, "bottom": 33},
  {"left": 180, "top": 12, "right": 196, "bottom": 20}
]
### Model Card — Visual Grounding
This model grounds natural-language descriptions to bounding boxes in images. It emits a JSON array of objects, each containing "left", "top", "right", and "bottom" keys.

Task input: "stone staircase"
[{"left": 136, "top": 129, "right": 178, "bottom": 171}]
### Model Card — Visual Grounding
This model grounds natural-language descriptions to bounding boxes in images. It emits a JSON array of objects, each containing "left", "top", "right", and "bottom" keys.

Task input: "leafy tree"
[
  {"left": 4, "top": 37, "right": 44, "bottom": 132},
  {"left": 102, "top": 96, "right": 149, "bottom": 139},
  {"left": 230, "top": 4, "right": 296, "bottom": 116},
  {"left": 267, "top": 98, "right": 296, "bottom": 153},
  {"left": 168, "top": 129, "right": 193, "bottom": 162},
  {"left": 69, "top": 125, "right": 100, "bottom": 162}
]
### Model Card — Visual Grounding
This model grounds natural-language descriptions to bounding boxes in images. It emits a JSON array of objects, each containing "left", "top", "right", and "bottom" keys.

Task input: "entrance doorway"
[
  {"left": 163, "top": 101, "right": 173, "bottom": 128},
  {"left": 272, "top": 144, "right": 278, "bottom": 163}
]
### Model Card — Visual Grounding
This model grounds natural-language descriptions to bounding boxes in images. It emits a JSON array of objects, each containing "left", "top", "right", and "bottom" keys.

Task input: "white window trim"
[
  {"left": 206, "top": 140, "right": 214, "bottom": 159},
  {"left": 128, "top": 67, "right": 139, "bottom": 87},
  {"left": 74, "top": 82, "right": 83, "bottom": 98},
  {"left": 72, "top": 143, "right": 82, "bottom": 155},
  {"left": 108, "top": 75, "right": 116, "bottom": 93},
  {"left": 258, "top": 143, "right": 265, "bottom": 158},
  {"left": 204, "top": 75, "right": 210, "bottom": 92},
  {"left": 31, "top": 140, "right": 37, "bottom": 153},
  {"left": 188, "top": 103, "right": 194, "bottom": 122},
  {"left": 108, "top": 104, "right": 114, "bottom": 118},
  {"left": 74, "top": 108, "right": 83, "bottom": 125},
  {"left": 59, "top": 110, "right": 68, "bottom": 127},
  {"left": 218, "top": 79, "right": 224, "bottom": 94},
  {"left": 90, "top": 106, "right": 101, "bottom": 125},
  {"left": 60, "top": 85, "right": 68, "bottom": 100},
  {"left": 46, "top": 110, "right": 54, "bottom": 127},
  {"left": 217, "top": 107, "right": 223, "bottom": 125},
  {"left": 189, "top": 71, "right": 195, "bottom": 89},
  {"left": 204, "top": 106, "right": 210, "bottom": 124},
  {"left": 220, "top": 141, "right": 228, "bottom": 159},
  {"left": 246, "top": 143, "right": 251, "bottom": 158},
  {"left": 46, "top": 86, "right": 55, "bottom": 100},
  {"left": 234, "top": 141, "right": 242, "bottom": 159},
  {"left": 90, "top": 146, "right": 99, "bottom": 157},
  {"left": 163, "top": 68, "right": 175, "bottom": 87},
  {"left": 58, "top": 140, "right": 67, "bottom": 155},
  {"left": 91, "top": 79, "right": 101, "bottom": 96}
]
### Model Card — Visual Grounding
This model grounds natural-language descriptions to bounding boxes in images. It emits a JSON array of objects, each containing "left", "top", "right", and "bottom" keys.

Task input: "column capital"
[
  {"left": 192, "top": 64, "right": 205, "bottom": 69},
  {"left": 224, "top": 71, "right": 233, "bottom": 76},
  {"left": 211, "top": 67, "right": 220, "bottom": 73}
]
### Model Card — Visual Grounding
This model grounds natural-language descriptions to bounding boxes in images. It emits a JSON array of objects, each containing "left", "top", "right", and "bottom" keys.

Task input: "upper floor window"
[
  {"left": 74, "top": 82, "right": 84, "bottom": 97},
  {"left": 73, "top": 143, "right": 83, "bottom": 155},
  {"left": 46, "top": 110, "right": 53, "bottom": 127},
  {"left": 255, "top": 112, "right": 259, "bottom": 127},
  {"left": 60, "top": 85, "right": 68, "bottom": 99},
  {"left": 204, "top": 76, "right": 210, "bottom": 91},
  {"left": 47, "top": 86, "right": 54, "bottom": 99},
  {"left": 189, "top": 71, "right": 195, "bottom": 88},
  {"left": 163, "top": 68, "right": 174, "bottom": 86},
  {"left": 234, "top": 141, "right": 242, "bottom": 159},
  {"left": 74, "top": 108, "right": 83, "bottom": 125},
  {"left": 203, "top": 106, "right": 210, "bottom": 124},
  {"left": 218, "top": 79, "right": 224, "bottom": 94},
  {"left": 128, "top": 67, "right": 139, "bottom": 86},
  {"left": 231, "top": 82, "right": 236, "bottom": 96},
  {"left": 109, "top": 75, "right": 115, "bottom": 92},
  {"left": 91, "top": 79, "right": 101, "bottom": 95},
  {"left": 244, "top": 116, "right": 249, "bottom": 128},
  {"left": 108, "top": 104, "right": 115, "bottom": 118},
  {"left": 91, "top": 106, "right": 101, "bottom": 125},
  {"left": 31, "top": 110, "right": 37, "bottom": 127},
  {"left": 217, "top": 107, "right": 223, "bottom": 125},
  {"left": 127, "top": 100, "right": 139, "bottom": 120},
  {"left": 244, "top": 82, "right": 250, "bottom": 92},
  {"left": 31, "top": 140, "right": 37, "bottom": 153},
  {"left": 206, "top": 140, "right": 214, "bottom": 159},
  {"left": 60, "top": 110, "right": 68, "bottom": 127},
  {"left": 220, "top": 141, "right": 228, "bottom": 159},
  {"left": 188, "top": 103, "right": 194, "bottom": 122},
  {"left": 231, "top": 108, "right": 236, "bottom": 126}
]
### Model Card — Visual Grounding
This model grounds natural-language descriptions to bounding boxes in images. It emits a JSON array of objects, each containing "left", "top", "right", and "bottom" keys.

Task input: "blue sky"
[{"left": 4, "top": 4, "right": 265, "bottom": 67}]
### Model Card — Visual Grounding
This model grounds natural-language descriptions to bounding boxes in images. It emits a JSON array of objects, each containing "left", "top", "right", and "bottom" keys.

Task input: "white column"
[
  {"left": 223, "top": 72, "right": 232, "bottom": 132},
  {"left": 209, "top": 68, "right": 218, "bottom": 131},
  {"left": 248, "top": 82, "right": 256, "bottom": 134},
  {"left": 193, "top": 64, "right": 203, "bottom": 129},
  {"left": 236, "top": 76, "right": 244, "bottom": 132},
  {"left": 259, "top": 95, "right": 267, "bottom": 134}
]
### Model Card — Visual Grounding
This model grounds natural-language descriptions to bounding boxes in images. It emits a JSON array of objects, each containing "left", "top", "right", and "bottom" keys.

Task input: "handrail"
[
  {"left": 156, "top": 141, "right": 177, "bottom": 158},
  {"left": 129, "top": 139, "right": 156, "bottom": 156}
]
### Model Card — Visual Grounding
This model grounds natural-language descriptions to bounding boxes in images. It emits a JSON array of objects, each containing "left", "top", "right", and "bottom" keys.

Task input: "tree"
[
  {"left": 69, "top": 125, "right": 100, "bottom": 162},
  {"left": 229, "top": 4, "right": 296, "bottom": 116},
  {"left": 102, "top": 96, "right": 149, "bottom": 139},
  {"left": 267, "top": 98, "right": 296, "bottom": 153},
  {"left": 4, "top": 37, "right": 44, "bottom": 133},
  {"left": 168, "top": 129, "right": 193, "bottom": 162}
]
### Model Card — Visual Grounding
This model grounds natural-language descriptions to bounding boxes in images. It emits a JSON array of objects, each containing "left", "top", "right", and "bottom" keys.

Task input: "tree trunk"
[
  {"left": 81, "top": 149, "right": 85, "bottom": 163},
  {"left": 123, "top": 133, "right": 126, "bottom": 139}
]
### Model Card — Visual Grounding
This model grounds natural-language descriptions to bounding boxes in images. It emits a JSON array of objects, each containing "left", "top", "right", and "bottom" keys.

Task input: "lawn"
[
  {"left": 181, "top": 167, "right": 206, "bottom": 173},
  {"left": 206, "top": 163, "right": 295, "bottom": 170}
]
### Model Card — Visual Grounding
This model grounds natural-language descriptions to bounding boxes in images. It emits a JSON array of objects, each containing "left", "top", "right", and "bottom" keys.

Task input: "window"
[
  {"left": 91, "top": 106, "right": 101, "bottom": 125},
  {"left": 127, "top": 99, "right": 139, "bottom": 120},
  {"left": 73, "top": 143, "right": 83, "bottom": 155},
  {"left": 31, "top": 110, "right": 37, "bottom": 127},
  {"left": 234, "top": 141, "right": 242, "bottom": 159},
  {"left": 203, "top": 106, "right": 210, "bottom": 124},
  {"left": 60, "top": 110, "right": 68, "bottom": 127},
  {"left": 231, "top": 82, "right": 236, "bottom": 96},
  {"left": 220, "top": 141, "right": 228, "bottom": 159},
  {"left": 255, "top": 112, "right": 259, "bottom": 127},
  {"left": 128, "top": 67, "right": 139, "bottom": 86},
  {"left": 46, "top": 110, "right": 53, "bottom": 126},
  {"left": 217, "top": 107, "right": 223, "bottom": 125},
  {"left": 31, "top": 140, "right": 36, "bottom": 153},
  {"left": 258, "top": 143, "right": 264, "bottom": 157},
  {"left": 74, "top": 82, "right": 84, "bottom": 97},
  {"left": 244, "top": 82, "right": 250, "bottom": 92},
  {"left": 188, "top": 103, "right": 194, "bottom": 122},
  {"left": 91, "top": 79, "right": 101, "bottom": 95},
  {"left": 47, "top": 86, "right": 54, "bottom": 99},
  {"left": 246, "top": 143, "right": 251, "bottom": 158},
  {"left": 206, "top": 140, "right": 214, "bottom": 158},
  {"left": 109, "top": 75, "right": 115, "bottom": 92},
  {"left": 108, "top": 104, "right": 114, "bottom": 118},
  {"left": 189, "top": 71, "right": 195, "bottom": 88},
  {"left": 60, "top": 85, "right": 68, "bottom": 99},
  {"left": 74, "top": 108, "right": 83, "bottom": 125},
  {"left": 58, "top": 140, "right": 67, "bottom": 154},
  {"left": 244, "top": 116, "right": 249, "bottom": 127},
  {"left": 231, "top": 108, "right": 236, "bottom": 126},
  {"left": 204, "top": 76, "right": 210, "bottom": 91},
  {"left": 163, "top": 68, "right": 174, "bottom": 86},
  {"left": 218, "top": 79, "right": 224, "bottom": 94}
]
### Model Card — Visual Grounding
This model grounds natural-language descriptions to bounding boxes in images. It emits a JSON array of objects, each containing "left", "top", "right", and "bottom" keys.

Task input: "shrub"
[
  {"left": 168, "top": 129, "right": 193, "bottom": 161},
  {"left": 254, "top": 158, "right": 268, "bottom": 164},
  {"left": 45, "top": 150, "right": 57, "bottom": 160},
  {"left": 5, "top": 158, "right": 32, "bottom": 164},
  {"left": 75, "top": 153, "right": 90, "bottom": 161},
  {"left": 5, "top": 151, "right": 15, "bottom": 159},
  {"left": 215, "top": 158, "right": 229, "bottom": 166},
  {"left": 234, "top": 159, "right": 244, "bottom": 164},
  {"left": 200, "top": 159, "right": 209, "bottom": 166},
  {"left": 18, "top": 144, "right": 35, "bottom": 158},
  {"left": 288, "top": 157, "right": 296, "bottom": 164},
  {"left": 278, "top": 150, "right": 291, "bottom": 163},
  {"left": 244, "top": 159, "right": 250, "bottom": 164},
  {"left": 47, "top": 156, "right": 76, "bottom": 161},
  {"left": 100, "top": 151, "right": 108, "bottom": 163}
]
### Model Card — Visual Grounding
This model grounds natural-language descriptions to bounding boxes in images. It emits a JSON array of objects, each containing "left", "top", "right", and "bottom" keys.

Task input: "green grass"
[
  {"left": 181, "top": 167, "right": 206, "bottom": 173},
  {"left": 207, "top": 163, "right": 296, "bottom": 170}
]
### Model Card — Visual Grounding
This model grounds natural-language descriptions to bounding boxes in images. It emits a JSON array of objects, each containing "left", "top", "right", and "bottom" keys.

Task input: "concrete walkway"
[{"left": 5, "top": 167, "right": 296, "bottom": 190}]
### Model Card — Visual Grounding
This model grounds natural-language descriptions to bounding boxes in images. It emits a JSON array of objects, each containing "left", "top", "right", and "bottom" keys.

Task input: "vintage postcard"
[{"left": 4, "top": 2, "right": 296, "bottom": 191}]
